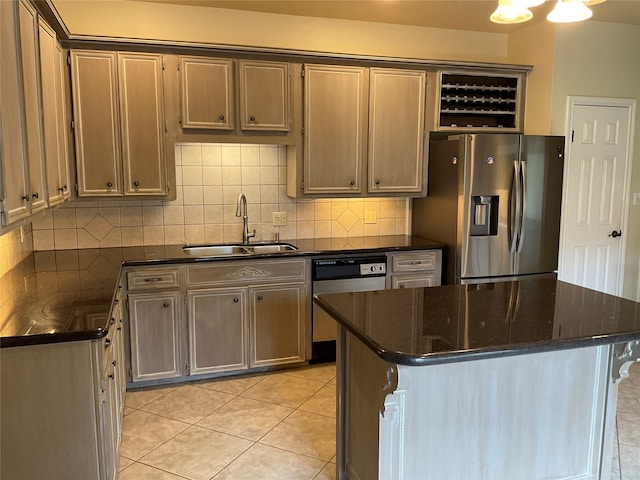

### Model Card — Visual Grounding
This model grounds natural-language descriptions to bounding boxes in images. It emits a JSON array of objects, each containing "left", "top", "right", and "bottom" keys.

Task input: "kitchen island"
[{"left": 314, "top": 279, "right": 640, "bottom": 480}]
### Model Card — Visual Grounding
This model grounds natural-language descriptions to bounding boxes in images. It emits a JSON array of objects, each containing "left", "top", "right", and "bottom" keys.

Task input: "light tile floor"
[{"left": 119, "top": 362, "right": 640, "bottom": 480}]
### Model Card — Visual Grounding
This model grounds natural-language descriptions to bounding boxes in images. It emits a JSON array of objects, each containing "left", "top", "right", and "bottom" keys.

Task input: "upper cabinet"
[
  {"left": 178, "top": 56, "right": 291, "bottom": 133},
  {"left": 435, "top": 70, "right": 525, "bottom": 132},
  {"left": 39, "top": 20, "right": 71, "bottom": 206},
  {"left": 70, "top": 50, "right": 169, "bottom": 197},
  {"left": 300, "top": 64, "right": 426, "bottom": 197}
]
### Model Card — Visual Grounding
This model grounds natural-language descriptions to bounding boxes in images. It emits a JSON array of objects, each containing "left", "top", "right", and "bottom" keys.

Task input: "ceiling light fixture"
[
  {"left": 490, "top": 0, "right": 604, "bottom": 25},
  {"left": 490, "top": 0, "right": 533, "bottom": 24},
  {"left": 547, "top": 0, "right": 593, "bottom": 23}
]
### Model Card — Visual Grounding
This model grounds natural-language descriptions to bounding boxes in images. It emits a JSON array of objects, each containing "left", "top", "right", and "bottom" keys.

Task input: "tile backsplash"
[
  {"left": 31, "top": 143, "right": 410, "bottom": 250},
  {"left": 0, "top": 225, "right": 33, "bottom": 275}
]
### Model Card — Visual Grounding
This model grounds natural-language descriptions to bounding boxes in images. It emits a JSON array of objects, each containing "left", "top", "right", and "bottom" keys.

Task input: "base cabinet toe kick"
[{"left": 317, "top": 279, "right": 640, "bottom": 480}]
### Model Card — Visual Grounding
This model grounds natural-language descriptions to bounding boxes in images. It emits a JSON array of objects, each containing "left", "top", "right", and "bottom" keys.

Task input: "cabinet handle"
[
  {"left": 219, "top": 114, "right": 225, "bottom": 122},
  {"left": 133, "top": 181, "right": 140, "bottom": 187},
  {"left": 250, "top": 115, "right": 256, "bottom": 122},
  {"left": 163, "top": 303, "right": 170, "bottom": 308},
  {"left": 350, "top": 180, "right": 355, "bottom": 186},
  {"left": 257, "top": 295, "right": 264, "bottom": 301},
  {"left": 32, "top": 192, "right": 39, "bottom": 199},
  {"left": 375, "top": 179, "right": 381, "bottom": 185},
  {"left": 107, "top": 182, "right": 113, "bottom": 188},
  {"left": 143, "top": 277, "right": 163, "bottom": 282},
  {"left": 233, "top": 297, "right": 239, "bottom": 303}
]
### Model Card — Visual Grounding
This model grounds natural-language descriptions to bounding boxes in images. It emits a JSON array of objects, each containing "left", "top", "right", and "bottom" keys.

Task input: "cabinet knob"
[
  {"left": 112, "top": 360, "right": 117, "bottom": 367},
  {"left": 350, "top": 180, "right": 355, "bottom": 186},
  {"left": 22, "top": 194, "right": 29, "bottom": 202},
  {"left": 108, "top": 373, "right": 115, "bottom": 380},
  {"left": 219, "top": 114, "right": 225, "bottom": 122},
  {"left": 257, "top": 295, "right": 264, "bottom": 301},
  {"left": 399, "top": 284, "right": 405, "bottom": 289},
  {"left": 163, "top": 303, "right": 170, "bottom": 308},
  {"left": 110, "top": 318, "right": 116, "bottom": 325},
  {"left": 32, "top": 192, "right": 39, "bottom": 199},
  {"left": 233, "top": 297, "right": 239, "bottom": 303},
  {"left": 62, "top": 185, "right": 67, "bottom": 191},
  {"left": 107, "top": 182, "right": 113, "bottom": 188},
  {"left": 134, "top": 181, "right": 140, "bottom": 187},
  {"left": 105, "top": 339, "right": 111, "bottom": 347},
  {"left": 58, "top": 186, "right": 64, "bottom": 192},
  {"left": 250, "top": 116, "right": 256, "bottom": 122},
  {"left": 375, "top": 179, "right": 381, "bottom": 185}
]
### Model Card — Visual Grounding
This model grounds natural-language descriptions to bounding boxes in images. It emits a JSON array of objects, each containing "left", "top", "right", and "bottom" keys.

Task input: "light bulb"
[
  {"left": 547, "top": 0, "right": 593, "bottom": 23},
  {"left": 490, "top": 0, "right": 534, "bottom": 24}
]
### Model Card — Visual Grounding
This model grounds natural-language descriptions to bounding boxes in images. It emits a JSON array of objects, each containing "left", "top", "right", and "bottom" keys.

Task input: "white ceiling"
[{"left": 130, "top": 0, "right": 640, "bottom": 34}]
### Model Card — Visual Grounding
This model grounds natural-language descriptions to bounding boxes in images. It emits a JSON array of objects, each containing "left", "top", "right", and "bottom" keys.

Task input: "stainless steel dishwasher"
[{"left": 311, "top": 255, "right": 387, "bottom": 362}]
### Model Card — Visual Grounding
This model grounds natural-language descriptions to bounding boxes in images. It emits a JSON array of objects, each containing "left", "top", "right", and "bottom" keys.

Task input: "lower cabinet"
[
  {"left": 387, "top": 250, "right": 443, "bottom": 289},
  {"left": 128, "top": 291, "right": 183, "bottom": 382},
  {"left": 125, "top": 259, "right": 309, "bottom": 386},
  {"left": 0, "top": 286, "right": 125, "bottom": 480}
]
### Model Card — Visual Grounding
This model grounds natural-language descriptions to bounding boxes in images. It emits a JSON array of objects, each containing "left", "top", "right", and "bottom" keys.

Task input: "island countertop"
[{"left": 314, "top": 278, "right": 640, "bottom": 366}]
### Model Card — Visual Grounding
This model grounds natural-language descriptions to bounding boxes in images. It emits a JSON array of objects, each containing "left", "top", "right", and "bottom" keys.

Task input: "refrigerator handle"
[
  {"left": 517, "top": 161, "right": 527, "bottom": 253},
  {"left": 509, "top": 160, "right": 520, "bottom": 254}
]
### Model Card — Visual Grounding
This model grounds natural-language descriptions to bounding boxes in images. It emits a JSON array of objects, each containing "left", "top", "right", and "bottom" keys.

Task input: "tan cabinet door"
[
  {"left": 180, "top": 56, "right": 234, "bottom": 130},
  {"left": 18, "top": 0, "right": 46, "bottom": 213},
  {"left": 250, "top": 283, "right": 305, "bottom": 367},
  {"left": 368, "top": 68, "right": 426, "bottom": 194},
  {"left": 303, "top": 64, "right": 368, "bottom": 194},
  {"left": 187, "top": 288, "right": 248, "bottom": 375},
  {"left": 239, "top": 60, "right": 290, "bottom": 131},
  {"left": 39, "top": 21, "right": 70, "bottom": 204},
  {"left": 128, "top": 292, "right": 183, "bottom": 382},
  {"left": 0, "top": 0, "right": 30, "bottom": 225},
  {"left": 118, "top": 52, "right": 167, "bottom": 195},
  {"left": 70, "top": 50, "right": 122, "bottom": 196}
]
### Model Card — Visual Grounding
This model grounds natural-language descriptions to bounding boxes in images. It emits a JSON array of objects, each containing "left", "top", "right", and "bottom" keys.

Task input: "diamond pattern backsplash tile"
[{"left": 31, "top": 143, "right": 410, "bottom": 250}]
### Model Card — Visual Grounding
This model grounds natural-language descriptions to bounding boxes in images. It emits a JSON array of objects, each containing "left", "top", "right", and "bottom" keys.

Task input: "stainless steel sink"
[
  {"left": 182, "top": 243, "right": 297, "bottom": 256},
  {"left": 182, "top": 244, "right": 248, "bottom": 256},
  {"left": 244, "top": 243, "right": 298, "bottom": 254}
]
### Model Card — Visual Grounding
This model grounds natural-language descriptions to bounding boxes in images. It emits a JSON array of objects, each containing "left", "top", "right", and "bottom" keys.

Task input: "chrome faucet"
[{"left": 235, "top": 193, "right": 256, "bottom": 245}]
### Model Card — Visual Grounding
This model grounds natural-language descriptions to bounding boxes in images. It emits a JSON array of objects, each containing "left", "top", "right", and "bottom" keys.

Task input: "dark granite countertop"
[
  {"left": 0, "top": 235, "right": 442, "bottom": 347},
  {"left": 314, "top": 278, "right": 640, "bottom": 366}
]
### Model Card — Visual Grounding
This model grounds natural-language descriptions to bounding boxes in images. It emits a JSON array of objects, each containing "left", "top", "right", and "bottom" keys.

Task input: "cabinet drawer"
[
  {"left": 391, "top": 251, "right": 440, "bottom": 273},
  {"left": 127, "top": 268, "right": 180, "bottom": 291},
  {"left": 186, "top": 259, "right": 306, "bottom": 286},
  {"left": 390, "top": 273, "right": 439, "bottom": 289}
]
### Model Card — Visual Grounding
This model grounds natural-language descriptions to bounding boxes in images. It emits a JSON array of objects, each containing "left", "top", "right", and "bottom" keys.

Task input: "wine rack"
[{"left": 437, "top": 71, "right": 524, "bottom": 131}]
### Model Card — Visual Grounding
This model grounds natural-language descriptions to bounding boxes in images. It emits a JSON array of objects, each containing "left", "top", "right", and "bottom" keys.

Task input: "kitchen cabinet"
[
  {"left": 179, "top": 56, "right": 291, "bottom": 132},
  {"left": 0, "top": 286, "right": 125, "bottom": 480},
  {"left": 386, "top": 250, "right": 442, "bottom": 289},
  {"left": 0, "top": 0, "right": 31, "bottom": 225},
  {"left": 70, "top": 50, "right": 169, "bottom": 197},
  {"left": 126, "top": 266, "right": 183, "bottom": 382},
  {"left": 250, "top": 283, "right": 305, "bottom": 367},
  {"left": 300, "top": 64, "right": 426, "bottom": 196},
  {"left": 17, "top": 0, "right": 47, "bottom": 214},
  {"left": 39, "top": 20, "right": 71, "bottom": 206},
  {"left": 125, "top": 258, "right": 308, "bottom": 386},
  {"left": 187, "top": 287, "right": 248, "bottom": 374}
]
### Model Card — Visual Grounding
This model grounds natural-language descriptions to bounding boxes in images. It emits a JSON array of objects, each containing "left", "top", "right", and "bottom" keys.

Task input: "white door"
[{"left": 558, "top": 98, "right": 635, "bottom": 295}]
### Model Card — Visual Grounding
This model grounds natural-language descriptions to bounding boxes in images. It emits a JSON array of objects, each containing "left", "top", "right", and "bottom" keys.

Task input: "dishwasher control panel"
[
  {"left": 360, "top": 262, "right": 386, "bottom": 275},
  {"left": 312, "top": 256, "right": 387, "bottom": 280}
]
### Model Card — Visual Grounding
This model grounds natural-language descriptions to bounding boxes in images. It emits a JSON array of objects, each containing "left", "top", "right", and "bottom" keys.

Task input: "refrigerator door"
[
  {"left": 460, "top": 134, "right": 519, "bottom": 280},
  {"left": 515, "top": 136, "right": 565, "bottom": 275}
]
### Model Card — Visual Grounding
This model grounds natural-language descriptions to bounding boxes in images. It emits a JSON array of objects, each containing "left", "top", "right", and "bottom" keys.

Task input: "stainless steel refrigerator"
[{"left": 412, "top": 133, "right": 565, "bottom": 285}]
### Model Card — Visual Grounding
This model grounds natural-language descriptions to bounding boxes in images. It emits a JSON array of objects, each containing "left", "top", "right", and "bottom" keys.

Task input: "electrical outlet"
[
  {"left": 365, "top": 211, "right": 378, "bottom": 224},
  {"left": 634, "top": 192, "right": 640, "bottom": 206},
  {"left": 272, "top": 211, "right": 287, "bottom": 226}
]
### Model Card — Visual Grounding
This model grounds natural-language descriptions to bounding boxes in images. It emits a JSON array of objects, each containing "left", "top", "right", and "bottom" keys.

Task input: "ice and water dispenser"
[{"left": 470, "top": 195, "right": 498, "bottom": 236}]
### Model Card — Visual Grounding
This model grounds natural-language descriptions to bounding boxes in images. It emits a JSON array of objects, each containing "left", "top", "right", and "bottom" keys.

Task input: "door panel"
[
  {"left": 559, "top": 104, "right": 631, "bottom": 295},
  {"left": 461, "top": 134, "right": 519, "bottom": 279},
  {"left": 516, "top": 136, "right": 564, "bottom": 275},
  {"left": 239, "top": 60, "right": 290, "bottom": 131}
]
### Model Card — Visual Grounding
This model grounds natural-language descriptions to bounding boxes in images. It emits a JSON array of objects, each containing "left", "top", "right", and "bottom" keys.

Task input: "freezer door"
[
  {"left": 515, "top": 136, "right": 564, "bottom": 275},
  {"left": 460, "top": 134, "right": 519, "bottom": 279}
]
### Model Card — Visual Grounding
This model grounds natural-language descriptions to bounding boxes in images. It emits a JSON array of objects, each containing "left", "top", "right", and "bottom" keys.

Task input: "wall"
[
  {"left": 550, "top": 21, "right": 640, "bottom": 300},
  {"left": 507, "top": 21, "right": 556, "bottom": 134},
  {"left": 31, "top": 143, "right": 409, "bottom": 250},
  {"left": 53, "top": 1, "right": 509, "bottom": 63}
]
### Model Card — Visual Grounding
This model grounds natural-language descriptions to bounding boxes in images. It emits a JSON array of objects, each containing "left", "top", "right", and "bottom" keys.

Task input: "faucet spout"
[{"left": 236, "top": 193, "right": 256, "bottom": 245}]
